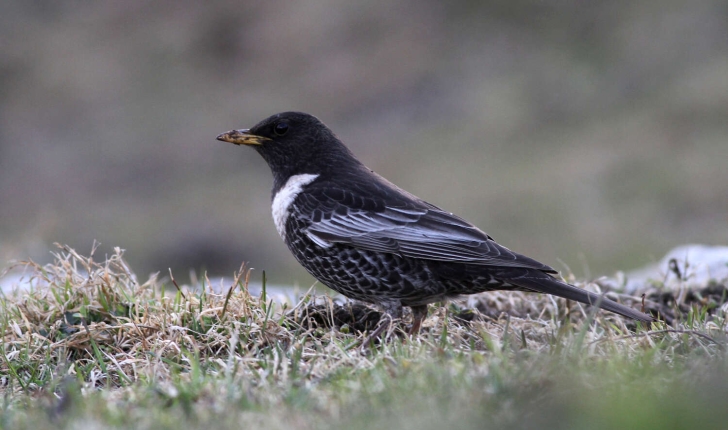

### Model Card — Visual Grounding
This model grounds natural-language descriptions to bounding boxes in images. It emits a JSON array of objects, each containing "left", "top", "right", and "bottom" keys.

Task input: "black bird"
[{"left": 217, "top": 112, "right": 653, "bottom": 333}]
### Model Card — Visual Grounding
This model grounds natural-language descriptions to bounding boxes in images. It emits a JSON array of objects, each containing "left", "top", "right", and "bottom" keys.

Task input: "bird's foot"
[{"left": 360, "top": 313, "right": 397, "bottom": 351}]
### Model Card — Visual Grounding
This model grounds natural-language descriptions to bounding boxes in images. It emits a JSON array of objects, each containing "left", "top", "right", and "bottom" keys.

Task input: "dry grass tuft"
[{"left": 1, "top": 244, "right": 294, "bottom": 393}]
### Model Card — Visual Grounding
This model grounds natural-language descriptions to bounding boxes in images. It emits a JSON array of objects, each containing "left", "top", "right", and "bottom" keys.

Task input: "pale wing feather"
[{"left": 306, "top": 206, "right": 552, "bottom": 271}]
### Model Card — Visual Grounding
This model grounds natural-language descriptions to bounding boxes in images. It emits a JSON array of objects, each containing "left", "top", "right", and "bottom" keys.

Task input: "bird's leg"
[
  {"left": 377, "top": 300, "right": 402, "bottom": 317},
  {"left": 360, "top": 301, "right": 402, "bottom": 348},
  {"left": 409, "top": 304, "right": 428, "bottom": 335},
  {"left": 362, "top": 313, "right": 394, "bottom": 345}
]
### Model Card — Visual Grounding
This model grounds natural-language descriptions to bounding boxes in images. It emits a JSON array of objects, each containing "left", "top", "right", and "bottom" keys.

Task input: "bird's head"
[{"left": 217, "top": 112, "right": 358, "bottom": 187}]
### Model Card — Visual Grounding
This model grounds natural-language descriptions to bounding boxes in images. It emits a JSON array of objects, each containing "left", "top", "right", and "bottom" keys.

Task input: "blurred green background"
[{"left": 1, "top": 1, "right": 727, "bottom": 287}]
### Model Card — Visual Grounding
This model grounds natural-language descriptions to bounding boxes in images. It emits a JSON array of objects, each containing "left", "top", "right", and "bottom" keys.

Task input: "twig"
[{"left": 168, "top": 268, "right": 186, "bottom": 300}]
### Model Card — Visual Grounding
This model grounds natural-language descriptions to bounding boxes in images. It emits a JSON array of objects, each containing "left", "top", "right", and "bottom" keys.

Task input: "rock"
[{"left": 600, "top": 244, "right": 728, "bottom": 293}]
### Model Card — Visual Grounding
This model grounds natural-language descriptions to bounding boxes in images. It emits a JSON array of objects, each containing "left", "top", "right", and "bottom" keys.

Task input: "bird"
[{"left": 217, "top": 112, "right": 653, "bottom": 334}]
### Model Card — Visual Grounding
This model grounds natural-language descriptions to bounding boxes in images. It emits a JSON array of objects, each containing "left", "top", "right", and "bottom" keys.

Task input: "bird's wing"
[{"left": 298, "top": 187, "right": 555, "bottom": 272}]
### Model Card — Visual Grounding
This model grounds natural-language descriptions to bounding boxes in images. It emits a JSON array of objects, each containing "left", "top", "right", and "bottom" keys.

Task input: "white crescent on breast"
[{"left": 271, "top": 173, "right": 320, "bottom": 239}]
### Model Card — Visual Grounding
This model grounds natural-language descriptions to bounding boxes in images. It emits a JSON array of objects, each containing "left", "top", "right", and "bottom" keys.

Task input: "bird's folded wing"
[{"left": 304, "top": 204, "right": 555, "bottom": 272}]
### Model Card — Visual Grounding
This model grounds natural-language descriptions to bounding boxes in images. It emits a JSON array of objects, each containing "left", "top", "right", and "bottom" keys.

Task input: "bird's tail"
[{"left": 510, "top": 271, "right": 654, "bottom": 322}]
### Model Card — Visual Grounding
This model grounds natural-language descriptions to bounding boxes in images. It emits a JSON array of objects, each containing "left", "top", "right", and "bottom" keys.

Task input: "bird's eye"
[{"left": 273, "top": 122, "right": 289, "bottom": 136}]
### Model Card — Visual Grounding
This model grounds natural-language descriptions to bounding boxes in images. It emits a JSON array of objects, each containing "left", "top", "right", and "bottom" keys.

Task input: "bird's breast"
[{"left": 271, "top": 173, "right": 320, "bottom": 239}]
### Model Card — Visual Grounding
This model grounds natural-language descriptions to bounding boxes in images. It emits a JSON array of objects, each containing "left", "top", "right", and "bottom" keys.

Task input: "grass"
[{"left": 1, "top": 245, "right": 727, "bottom": 429}]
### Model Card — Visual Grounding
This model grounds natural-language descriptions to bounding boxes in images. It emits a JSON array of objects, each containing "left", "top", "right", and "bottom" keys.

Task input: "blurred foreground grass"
[{"left": 1, "top": 245, "right": 727, "bottom": 429}]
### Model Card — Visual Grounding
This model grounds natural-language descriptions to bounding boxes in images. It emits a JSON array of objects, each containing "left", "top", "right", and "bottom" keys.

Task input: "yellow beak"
[{"left": 216, "top": 129, "right": 271, "bottom": 146}]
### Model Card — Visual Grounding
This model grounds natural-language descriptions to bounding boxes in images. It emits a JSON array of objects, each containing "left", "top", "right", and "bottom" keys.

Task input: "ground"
[{"left": 1, "top": 245, "right": 727, "bottom": 429}]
